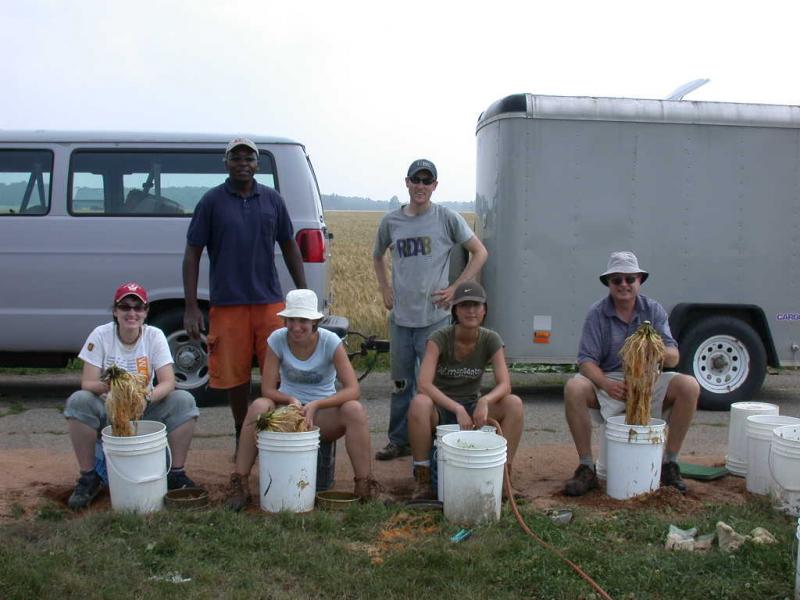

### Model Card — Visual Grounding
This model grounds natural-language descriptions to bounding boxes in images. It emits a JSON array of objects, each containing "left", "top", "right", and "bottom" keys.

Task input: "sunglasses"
[
  {"left": 609, "top": 275, "right": 639, "bottom": 286},
  {"left": 409, "top": 175, "right": 435, "bottom": 185},
  {"left": 115, "top": 303, "right": 148, "bottom": 312}
]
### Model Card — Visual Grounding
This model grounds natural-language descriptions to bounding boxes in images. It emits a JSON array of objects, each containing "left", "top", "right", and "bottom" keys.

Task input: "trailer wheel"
[
  {"left": 677, "top": 316, "right": 767, "bottom": 411},
  {"left": 149, "top": 308, "right": 222, "bottom": 406}
]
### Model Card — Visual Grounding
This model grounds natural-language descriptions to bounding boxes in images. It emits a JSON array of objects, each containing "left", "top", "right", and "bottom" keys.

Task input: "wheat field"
[
  {"left": 326, "top": 211, "right": 389, "bottom": 338},
  {"left": 325, "top": 210, "right": 475, "bottom": 340}
]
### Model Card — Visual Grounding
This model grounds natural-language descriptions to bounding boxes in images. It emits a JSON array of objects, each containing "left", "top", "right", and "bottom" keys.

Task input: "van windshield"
[{"left": 69, "top": 150, "right": 277, "bottom": 215}]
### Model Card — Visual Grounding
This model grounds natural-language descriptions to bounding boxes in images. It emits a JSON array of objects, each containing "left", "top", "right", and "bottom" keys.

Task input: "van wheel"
[
  {"left": 677, "top": 316, "right": 767, "bottom": 411},
  {"left": 148, "top": 308, "right": 221, "bottom": 406}
]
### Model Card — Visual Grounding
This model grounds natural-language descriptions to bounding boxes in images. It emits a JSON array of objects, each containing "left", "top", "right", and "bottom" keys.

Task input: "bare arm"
[
  {"left": 80, "top": 363, "right": 109, "bottom": 397},
  {"left": 150, "top": 364, "right": 177, "bottom": 403},
  {"left": 579, "top": 361, "right": 626, "bottom": 401},
  {"left": 279, "top": 239, "right": 307, "bottom": 289},
  {"left": 301, "top": 344, "right": 361, "bottom": 427},
  {"left": 432, "top": 235, "right": 489, "bottom": 308},
  {"left": 260, "top": 346, "right": 301, "bottom": 406},
  {"left": 373, "top": 254, "right": 394, "bottom": 310},
  {"left": 662, "top": 345, "right": 679, "bottom": 369},
  {"left": 182, "top": 243, "right": 205, "bottom": 338},
  {"left": 418, "top": 341, "right": 475, "bottom": 430}
]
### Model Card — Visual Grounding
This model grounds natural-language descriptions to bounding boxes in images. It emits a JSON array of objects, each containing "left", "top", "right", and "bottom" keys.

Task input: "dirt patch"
[{"left": 0, "top": 444, "right": 751, "bottom": 522}]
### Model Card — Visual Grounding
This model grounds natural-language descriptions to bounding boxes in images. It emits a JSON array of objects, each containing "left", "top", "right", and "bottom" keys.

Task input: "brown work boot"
[
  {"left": 411, "top": 465, "right": 434, "bottom": 500},
  {"left": 564, "top": 464, "right": 598, "bottom": 497},
  {"left": 223, "top": 473, "right": 251, "bottom": 512},
  {"left": 353, "top": 476, "right": 384, "bottom": 501},
  {"left": 660, "top": 461, "right": 688, "bottom": 493}
]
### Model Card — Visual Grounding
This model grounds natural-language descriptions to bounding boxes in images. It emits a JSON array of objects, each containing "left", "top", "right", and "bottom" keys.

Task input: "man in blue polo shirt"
[
  {"left": 183, "top": 138, "right": 306, "bottom": 449},
  {"left": 563, "top": 251, "right": 699, "bottom": 496}
]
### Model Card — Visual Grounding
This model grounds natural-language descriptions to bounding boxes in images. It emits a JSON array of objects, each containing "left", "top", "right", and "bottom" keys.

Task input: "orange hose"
[{"left": 487, "top": 418, "right": 614, "bottom": 600}]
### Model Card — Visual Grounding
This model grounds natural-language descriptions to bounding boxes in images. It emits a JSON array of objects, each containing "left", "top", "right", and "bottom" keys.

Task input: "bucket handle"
[
  {"left": 768, "top": 444, "right": 800, "bottom": 492},
  {"left": 106, "top": 445, "right": 172, "bottom": 485}
]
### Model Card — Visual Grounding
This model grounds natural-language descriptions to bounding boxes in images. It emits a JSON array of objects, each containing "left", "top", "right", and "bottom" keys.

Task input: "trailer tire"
[
  {"left": 678, "top": 316, "right": 767, "bottom": 411},
  {"left": 148, "top": 308, "right": 223, "bottom": 407}
]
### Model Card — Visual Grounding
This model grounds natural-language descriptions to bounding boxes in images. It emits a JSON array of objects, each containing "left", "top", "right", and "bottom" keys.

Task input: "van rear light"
[{"left": 296, "top": 229, "right": 326, "bottom": 263}]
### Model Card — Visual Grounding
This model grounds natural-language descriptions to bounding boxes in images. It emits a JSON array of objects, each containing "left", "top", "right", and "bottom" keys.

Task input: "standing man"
[
  {"left": 183, "top": 137, "right": 306, "bottom": 450},
  {"left": 373, "top": 159, "right": 488, "bottom": 460},
  {"left": 563, "top": 251, "right": 699, "bottom": 496}
]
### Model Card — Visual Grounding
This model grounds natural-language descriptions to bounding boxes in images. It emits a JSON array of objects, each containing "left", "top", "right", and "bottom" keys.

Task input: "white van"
[{"left": 0, "top": 131, "right": 338, "bottom": 402}]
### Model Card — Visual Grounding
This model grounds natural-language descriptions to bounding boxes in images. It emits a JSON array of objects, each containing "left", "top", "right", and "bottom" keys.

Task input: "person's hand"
[
  {"left": 380, "top": 287, "right": 394, "bottom": 310},
  {"left": 301, "top": 402, "right": 317, "bottom": 429},
  {"left": 456, "top": 405, "right": 474, "bottom": 430},
  {"left": 431, "top": 285, "right": 455, "bottom": 309},
  {"left": 472, "top": 397, "right": 489, "bottom": 427},
  {"left": 183, "top": 305, "right": 205, "bottom": 340},
  {"left": 603, "top": 378, "right": 627, "bottom": 402}
]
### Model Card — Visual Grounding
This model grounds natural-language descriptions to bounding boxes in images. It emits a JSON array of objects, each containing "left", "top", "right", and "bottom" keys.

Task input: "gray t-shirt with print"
[{"left": 373, "top": 203, "right": 474, "bottom": 327}]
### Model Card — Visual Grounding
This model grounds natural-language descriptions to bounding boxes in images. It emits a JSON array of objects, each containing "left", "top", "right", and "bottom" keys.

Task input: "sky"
[{"left": 3, "top": 0, "right": 799, "bottom": 203}]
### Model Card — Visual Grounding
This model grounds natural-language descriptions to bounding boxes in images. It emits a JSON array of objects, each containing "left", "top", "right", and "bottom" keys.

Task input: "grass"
[
  {"left": 1, "top": 498, "right": 797, "bottom": 599},
  {"left": 0, "top": 401, "right": 27, "bottom": 418}
]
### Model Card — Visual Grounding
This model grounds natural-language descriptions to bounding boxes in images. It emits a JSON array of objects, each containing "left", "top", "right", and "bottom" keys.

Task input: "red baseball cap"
[{"left": 114, "top": 282, "right": 148, "bottom": 304}]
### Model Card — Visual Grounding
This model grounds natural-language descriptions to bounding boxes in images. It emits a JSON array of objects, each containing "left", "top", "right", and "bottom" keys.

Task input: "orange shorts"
[{"left": 207, "top": 303, "right": 285, "bottom": 389}]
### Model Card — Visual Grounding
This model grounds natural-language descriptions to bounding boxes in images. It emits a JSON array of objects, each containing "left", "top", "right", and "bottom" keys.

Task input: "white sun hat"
[{"left": 277, "top": 289, "right": 324, "bottom": 320}]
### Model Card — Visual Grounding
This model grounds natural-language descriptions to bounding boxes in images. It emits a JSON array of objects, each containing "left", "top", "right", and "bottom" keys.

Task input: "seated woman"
[
  {"left": 224, "top": 289, "right": 379, "bottom": 510},
  {"left": 407, "top": 281, "right": 524, "bottom": 500},
  {"left": 64, "top": 282, "right": 199, "bottom": 510}
]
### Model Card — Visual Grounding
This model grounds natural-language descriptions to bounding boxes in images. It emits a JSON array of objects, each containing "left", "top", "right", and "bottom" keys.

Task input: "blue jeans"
[{"left": 387, "top": 314, "right": 450, "bottom": 446}]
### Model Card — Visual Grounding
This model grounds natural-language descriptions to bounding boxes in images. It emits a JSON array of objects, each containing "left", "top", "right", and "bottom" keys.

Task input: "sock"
[
  {"left": 412, "top": 460, "right": 431, "bottom": 468},
  {"left": 170, "top": 466, "right": 185, "bottom": 474},
  {"left": 663, "top": 452, "right": 678, "bottom": 464},
  {"left": 80, "top": 469, "right": 97, "bottom": 477},
  {"left": 579, "top": 455, "right": 594, "bottom": 468}
]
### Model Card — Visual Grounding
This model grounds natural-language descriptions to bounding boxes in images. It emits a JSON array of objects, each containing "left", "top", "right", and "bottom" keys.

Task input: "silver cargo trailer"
[{"left": 475, "top": 93, "right": 800, "bottom": 409}]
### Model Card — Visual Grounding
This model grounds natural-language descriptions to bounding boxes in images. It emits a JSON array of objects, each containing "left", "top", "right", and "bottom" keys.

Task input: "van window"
[
  {"left": 69, "top": 150, "right": 277, "bottom": 216},
  {"left": 0, "top": 150, "right": 53, "bottom": 216}
]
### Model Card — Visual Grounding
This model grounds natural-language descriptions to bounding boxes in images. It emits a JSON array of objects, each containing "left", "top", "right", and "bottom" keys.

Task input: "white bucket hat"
[
  {"left": 599, "top": 251, "right": 649, "bottom": 286},
  {"left": 277, "top": 289, "right": 324, "bottom": 320}
]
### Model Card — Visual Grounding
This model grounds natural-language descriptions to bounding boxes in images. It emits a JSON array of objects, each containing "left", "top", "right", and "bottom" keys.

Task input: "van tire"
[
  {"left": 677, "top": 316, "right": 767, "bottom": 411},
  {"left": 148, "top": 308, "right": 222, "bottom": 406}
]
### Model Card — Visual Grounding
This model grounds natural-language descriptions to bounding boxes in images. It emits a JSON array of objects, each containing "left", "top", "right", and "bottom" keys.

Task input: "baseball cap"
[
  {"left": 114, "top": 282, "right": 148, "bottom": 304},
  {"left": 225, "top": 137, "right": 259, "bottom": 158},
  {"left": 452, "top": 281, "right": 487, "bottom": 305},
  {"left": 407, "top": 159, "right": 437, "bottom": 180},
  {"left": 599, "top": 251, "right": 649, "bottom": 286}
]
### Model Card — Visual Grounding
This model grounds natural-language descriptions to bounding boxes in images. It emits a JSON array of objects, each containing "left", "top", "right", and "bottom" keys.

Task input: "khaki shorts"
[
  {"left": 207, "top": 303, "right": 285, "bottom": 389},
  {"left": 574, "top": 371, "right": 680, "bottom": 422}
]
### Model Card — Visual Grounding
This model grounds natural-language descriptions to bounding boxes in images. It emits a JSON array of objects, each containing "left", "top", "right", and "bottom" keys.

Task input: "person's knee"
[
  {"left": 669, "top": 375, "right": 700, "bottom": 408},
  {"left": 409, "top": 394, "right": 432, "bottom": 417},
  {"left": 340, "top": 400, "right": 367, "bottom": 423},
  {"left": 249, "top": 397, "right": 275, "bottom": 416},
  {"left": 564, "top": 378, "right": 594, "bottom": 409},
  {"left": 167, "top": 390, "right": 198, "bottom": 413},
  {"left": 500, "top": 394, "right": 524, "bottom": 419},
  {"left": 65, "top": 389, "right": 98, "bottom": 413}
]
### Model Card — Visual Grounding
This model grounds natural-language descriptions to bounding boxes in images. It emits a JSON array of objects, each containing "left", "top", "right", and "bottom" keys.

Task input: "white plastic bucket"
[
  {"left": 726, "top": 402, "right": 779, "bottom": 477},
  {"left": 441, "top": 430, "right": 506, "bottom": 525},
  {"left": 435, "top": 424, "right": 495, "bottom": 502},
  {"left": 102, "top": 420, "right": 170, "bottom": 513},
  {"left": 605, "top": 416, "right": 666, "bottom": 500},
  {"left": 257, "top": 427, "right": 320, "bottom": 513},
  {"left": 770, "top": 425, "right": 800, "bottom": 516},
  {"left": 745, "top": 415, "right": 800, "bottom": 495}
]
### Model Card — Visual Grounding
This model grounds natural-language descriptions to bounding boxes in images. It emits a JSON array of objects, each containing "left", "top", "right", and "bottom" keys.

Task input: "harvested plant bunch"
[
  {"left": 255, "top": 405, "right": 308, "bottom": 433},
  {"left": 619, "top": 321, "right": 666, "bottom": 426},
  {"left": 102, "top": 365, "right": 148, "bottom": 436}
]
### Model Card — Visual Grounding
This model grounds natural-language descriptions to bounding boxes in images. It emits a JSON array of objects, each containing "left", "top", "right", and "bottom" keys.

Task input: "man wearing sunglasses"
[
  {"left": 563, "top": 251, "right": 700, "bottom": 496},
  {"left": 183, "top": 138, "right": 306, "bottom": 454},
  {"left": 372, "top": 159, "right": 488, "bottom": 460}
]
